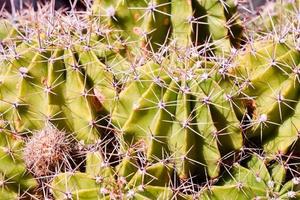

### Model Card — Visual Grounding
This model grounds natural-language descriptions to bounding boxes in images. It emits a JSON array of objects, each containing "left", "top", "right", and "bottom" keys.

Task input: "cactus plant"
[
  {"left": 0, "top": 1, "right": 299, "bottom": 200},
  {"left": 200, "top": 153, "right": 300, "bottom": 199},
  {"left": 92, "top": 0, "right": 243, "bottom": 53},
  {"left": 23, "top": 124, "right": 72, "bottom": 177},
  {"left": 50, "top": 150, "right": 176, "bottom": 200},
  {"left": 110, "top": 53, "right": 244, "bottom": 180},
  {"left": 0, "top": 30, "right": 124, "bottom": 144},
  {"left": 0, "top": 121, "right": 38, "bottom": 199},
  {"left": 231, "top": 35, "right": 300, "bottom": 155},
  {"left": 0, "top": 20, "right": 17, "bottom": 42}
]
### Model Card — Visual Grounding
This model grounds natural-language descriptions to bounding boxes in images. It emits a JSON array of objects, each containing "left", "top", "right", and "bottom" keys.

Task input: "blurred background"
[
  {"left": 0, "top": 0, "right": 268, "bottom": 12},
  {"left": 0, "top": 0, "right": 86, "bottom": 12}
]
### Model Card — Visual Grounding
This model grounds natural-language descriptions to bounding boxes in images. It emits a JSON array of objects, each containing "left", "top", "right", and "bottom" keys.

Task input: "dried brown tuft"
[{"left": 23, "top": 125, "right": 71, "bottom": 177}]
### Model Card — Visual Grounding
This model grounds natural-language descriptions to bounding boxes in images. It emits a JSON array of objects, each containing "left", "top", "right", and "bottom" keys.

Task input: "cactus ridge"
[
  {"left": 110, "top": 49, "right": 244, "bottom": 180},
  {"left": 200, "top": 152, "right": 300, "bottom": 200},
  {"left": 231, "top": 34, "right": 300, "bottom": 156},
  {"left": 92, "top": 0, "right": 244, "bottom": 54}
]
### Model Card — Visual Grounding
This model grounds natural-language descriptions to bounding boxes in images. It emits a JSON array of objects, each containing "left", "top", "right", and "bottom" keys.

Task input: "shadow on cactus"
[
  {"left": 110, "top": 51, "right": 244, "bottom": 181},
  {"left": 92, "top": 0, "right": 243, "bottom": 54},
  {"left": 50, "top": 150, "right": 177, "bottom": 200},
  {"left": 200, "top": 152, "right": 300, "bottom": 199},
  {"left": 0, "top": 24, "right": 128, "bottom": 144},
  {"left": 231, "top": 35, "right": 300, "bottom": 156}
]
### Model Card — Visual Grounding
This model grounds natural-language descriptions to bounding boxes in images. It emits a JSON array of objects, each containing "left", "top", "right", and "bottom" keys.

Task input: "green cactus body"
[
  {"left": 92, "top": 0, "right": 243, "bottom": 53},
  {"left": 233, "top": 38, "right": 300, "bottom": 155},
  {"left": 0, "top": 20, "right": 17, "bottom": 43},
  {"left": 0, "top": 40, "right": 120, "bottom": 143},
  {"left": 1, "top": 1, "right": 300, "bottom": 200},
  {"left": 51, "top": 172, "right": 104, "bottom": 200},
  {"left": 111, "top": 56, "right": 243, "bottom": 179},
  {"left": 51, "top": 151, "right": 175, "bottom": 200},
  {"left": 200, "top": 154, "right": 300, "bottom": 200},
  {"left": 0, "top": 128, "right": 38, "bottom": 199}
]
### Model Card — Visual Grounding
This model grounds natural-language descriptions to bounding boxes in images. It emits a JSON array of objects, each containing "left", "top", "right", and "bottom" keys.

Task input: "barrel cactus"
[
  {"left": 231, "top": 34, "right": 300, "bottom": 156},
  {"left": 92, "top": 0, "right": 243, "bottom": 53},
  {"left": 0, "top": 122, "right": 38, "bottom": 199},
  {"left": 0, "top": 0, "right": 299, "bottom": 200},
  {"left": 0, "top": 22, "right": 127, "bottom": 144},
  {"left": 200, "top": 153, "right": 300, "bottom": 199},
  {"left": 110, "top": 53, "right": 244, "bottom": 180},
  {"left": 50, "top": 150, "right": 175, "bottom": 199}
]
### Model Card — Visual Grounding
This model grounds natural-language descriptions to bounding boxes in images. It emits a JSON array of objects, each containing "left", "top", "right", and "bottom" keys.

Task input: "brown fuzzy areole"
[
  {"left": 23, "top": 125, "right": 71, "bottom": 177},
  {"left": 243, "top": 98, "right": 257, "bottom": 120}
]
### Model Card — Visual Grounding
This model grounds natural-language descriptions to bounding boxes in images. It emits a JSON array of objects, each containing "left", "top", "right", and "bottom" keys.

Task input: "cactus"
[
  {"left": 246, "top": 0, "right": 300, "bottom": 35},
  {"left": 50, "top": 150, "right": 175, "bottom": 199},
  {"left": 23, "top": 124, "right": 72, "bottom": 176},
  {"left": 0, "top": 30, "right": 125, "bottom": 143},
  {"left": 0, "top": 20, "right": 17, "bottom": 42},
  {"left": 92, "top": 0, "right": 243, "bottom": 54},
  {"left": 231, "top": 35, "right": 300, "bottom": 155},
  {"left": 0, "top": 121, "right": 38, "bottom": 199},
  {"left": 110, "top": 53, "right": 244, "bottom": 180},
  {"left": 0, "top": 1, "right": 300, "bottom": 200},
  {"left": 200, "top": 153, "right": 300, "bottom": 199}
]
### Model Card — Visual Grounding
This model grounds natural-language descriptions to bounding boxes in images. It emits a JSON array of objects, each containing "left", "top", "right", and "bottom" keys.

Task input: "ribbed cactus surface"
[
  {"left": 111, "top": 54, "right": 243, "bottom": 180},
  {"left": 92, "top": 0, "right": 243, "bottom": 53},
  {"left": 0, "top": 40, "right": 120, "bottom": 143},
  {"left": 0, "top": 0, "right": 299, "bottom": 200},
  {"left": 200, "top": 153, "right": 300, "bottom": 199},
  {"left": 0, "top": 124, "right": 38, "bottom": 199},
  {"left": 232, "top": 37, "right": 300, "bottom": 155},
  {"left": 51, "top": 151, "right": 175, "bottom": 199}
]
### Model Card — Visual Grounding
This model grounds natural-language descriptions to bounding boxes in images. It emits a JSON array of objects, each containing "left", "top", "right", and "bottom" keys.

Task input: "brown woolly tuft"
[{"left": 23, "top": 125, "right": 71, "bottom": 177}]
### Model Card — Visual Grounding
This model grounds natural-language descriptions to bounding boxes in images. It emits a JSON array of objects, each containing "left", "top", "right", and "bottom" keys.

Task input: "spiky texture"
[
  {"left": 92, "top": 0, "right": 244, "bottom": 54},
  {"left": 200, "top": 153, "right": 300, "bottom": 199},
  {"left": 230, "top": 35, "right": 300, "bottom": 156},
  {"left": 51, "top": 150, "right": 176, "bottom": 199},
  {"left": 24, "top": 125, "right": 71, "bottom": 176},
  {"left": 110, "top": 52, "right": 244, "bottom": 180},
  {"left": 0, "top": 20, "right": 17, "bottom": 42},
  {"left": 0, "top": 26, "right": 126, "bottom": 143},
  {"left": 246, "top": 0, "right": 300, "bottom": 35},
  {"left": 0, "top": 1, "right": 300, "bottom": 200},
  {"left": 0, "top": 123, "right": 38, "bottom": 199}
]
